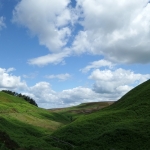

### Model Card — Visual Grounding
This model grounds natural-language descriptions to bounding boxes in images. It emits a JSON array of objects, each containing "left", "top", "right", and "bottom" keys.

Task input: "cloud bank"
[
  {"left": 89, "top": 68, "right": 150, "bottom": 94},
  {"left": 73, "top": 0, "right": 150, "bottom": 63},
  {"left": 13, "top": 0, "right": 150, "bottom": 65},
  {"left": 1, "top": 67, "right": 149, "bottom": 108}
]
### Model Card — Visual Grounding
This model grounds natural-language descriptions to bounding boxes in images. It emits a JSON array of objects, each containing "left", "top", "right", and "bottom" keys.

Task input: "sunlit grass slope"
[
  {"left": 0, "top": 92, "right": 69, "bottom": 150},
  {"left": 51, "top": 80, "right": 150, "bottom": 150}
]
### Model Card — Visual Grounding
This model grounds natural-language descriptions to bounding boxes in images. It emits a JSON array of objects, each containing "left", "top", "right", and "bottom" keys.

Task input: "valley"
[{"left": 0, "top": 80, "right": 150, "bottom": 150}]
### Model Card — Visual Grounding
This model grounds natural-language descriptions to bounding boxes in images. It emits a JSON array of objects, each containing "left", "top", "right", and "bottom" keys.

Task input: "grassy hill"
[
  {"left": 50, "top": 79, "right": 150, "bottom": 150},
  {"left": 49, "top": 101, "right": 114, "bottom": 121},
  {"left": 0, "top": 92, "right": 70, "bottom": 150},
  {"left": 0, "top": 91, "right": 112, "bottom": 150},
  {"left": 1, "top": 79, "right": 150, "bottom": 150}
]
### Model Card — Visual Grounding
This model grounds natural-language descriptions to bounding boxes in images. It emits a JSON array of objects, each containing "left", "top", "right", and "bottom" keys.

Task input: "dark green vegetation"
[
  {"left": 50, "top": 79, "right": 150, "bottom": 150},
  {"left": 0, "top": 79, "right": 150, "bottom": 150},
  {"left": 2, "top": 90, "right": 38, "bottom": 107},
  {"left": 0, "top": 92, "right": 70, "bottom": 150}
]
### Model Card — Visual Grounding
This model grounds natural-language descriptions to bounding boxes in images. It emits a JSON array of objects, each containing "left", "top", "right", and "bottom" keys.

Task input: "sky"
[{"left": 0, "top": 0, "right": 150, "bottom": 108}]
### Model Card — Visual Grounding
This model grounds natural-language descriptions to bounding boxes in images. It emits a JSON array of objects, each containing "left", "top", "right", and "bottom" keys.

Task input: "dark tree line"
[{"left": 2, "top": 90, "right": 38, "bottom": 107}]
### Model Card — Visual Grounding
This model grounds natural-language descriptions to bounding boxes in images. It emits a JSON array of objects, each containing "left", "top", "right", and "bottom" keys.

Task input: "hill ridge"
[{"left": 50, "top": 79, "right": 150, "bottom": 150}]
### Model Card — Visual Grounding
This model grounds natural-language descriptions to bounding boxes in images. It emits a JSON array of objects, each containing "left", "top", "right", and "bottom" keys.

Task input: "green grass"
[
  {"left": 50, "top": 79, "right": 150, "bottom": 150},
  {"left": 1, "top": 80, "right": 150, "bottom": 150},
  {"left": 0, "top": 92, "right": 69, "bottom": 150}
]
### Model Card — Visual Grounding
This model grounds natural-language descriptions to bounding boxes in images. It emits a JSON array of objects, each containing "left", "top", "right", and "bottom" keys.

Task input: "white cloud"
[
  {"left": 24, "top": 83, "right": 105, "bottom": 108},
  {"left": 6, "top": 68, "right": 16, "bottom": 73},
  {"left": 12, "top": 0, "right": 81, "bottom": 66},
  {"left": 0, "top": 68, "right": 27, "bottom": 91},
  {"left": 59, "top": 87, "right": 102, "bottom": 106},
  {"left": 27, "top": 82, "right": 58, "bottom": 103},
  {"left": 21, "top": 67, "right": 150, "bottom": 109},
  {"left": 12, "top": 0, "right": 72, "bottom": 52},
  {"left": 13, "top": 0, "right": 150, "bottom": 65},
  {"left": 0, "top": 68, "right": 102, "bottom": 109},
  {"left": 1, "top": 67, "right": 150, "bottom": 109},
  {"left": 45, "top": 73, "right": 71, "bottom": 81},
  {"left": 72, "top": 0, "right": 150, "bottom": 63},
  {"left": 28, "top": 51, "right": 70, "bottom": 66},
  {"left": 72, "top": 31, "right": 91, "bottom": 55},
  {"left": 0, "top": 69, "right": 98, "bottom": 108},
  {"left": 89, "top": 68, "right": 150, "bottom": 94},
  {"left": 80, "top": 59, "right": 114, "bottom": 73},
  {"left": 0, "top": 16, "right": 6, "bottom": 30},
  {"left": 23, "top": 82, "right": 64, "bottom": 108}
]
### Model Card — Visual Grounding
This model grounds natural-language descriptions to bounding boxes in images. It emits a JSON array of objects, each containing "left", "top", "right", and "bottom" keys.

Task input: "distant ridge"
[{"left": 49, "top": 101, "right": 114, "bottom": 112}]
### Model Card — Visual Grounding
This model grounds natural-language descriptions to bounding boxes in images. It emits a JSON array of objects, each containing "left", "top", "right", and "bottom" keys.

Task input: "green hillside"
[
  {"left": 0, "top": 92, "right": 70, "bottom": 150},
  {"left": 50, "top": 80, "right": 150, "bottom": 150},
  {"left": 49, "top": 101, "right": 114, "bottom": 121},
  {"left": 1, "top": 80, "right": 150, "bottom": 150}
]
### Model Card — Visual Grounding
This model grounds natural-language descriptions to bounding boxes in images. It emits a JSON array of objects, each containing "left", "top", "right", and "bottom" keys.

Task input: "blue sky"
[{"left": 0, "top": 0, "right": 150, "bottom": 108}]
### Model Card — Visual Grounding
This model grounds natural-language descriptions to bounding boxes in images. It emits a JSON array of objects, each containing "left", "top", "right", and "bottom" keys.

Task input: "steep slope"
[
  {"left": 0, "top": 92, "right": 69, "bottom": 150},
  {"left": 51, "top": 80, "right": 150, "bottom": 150}
]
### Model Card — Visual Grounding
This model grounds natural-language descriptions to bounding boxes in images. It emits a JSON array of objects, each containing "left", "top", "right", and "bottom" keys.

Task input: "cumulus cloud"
[
  {"left": 12, "top": 0, "right": 73, "bottom": 52},
  {"left": 0, "top": 68, "right": 103, "bottom": 108},
  {"left": 24, "top": 83, "right": 105, "bottom": 108},
  {"left": 20, "top": 67, "right": 150, "bottom": 109},
  {"left": 1, "top": 67, "right": 150, "bottom": 109},
  {"left": 12, "top": 0, "right": 77, "bottom": 66},
  {"left": 58, "top": 87, "right": 102, "bottom": 106},
  {"left": 45, "top": 73, "right": 71, "bottom": 81},
  {"left": 27, "top": 82, "right": 58, "bottom": 103},
  {"left": 80, "top": 59, "right": 114, "bottom": 73},
  {"left": 0, "top": 16, "right": 6, "bottom": 30},
  {"left": 72, "top": 0, "right": 150, "bottom": 63},
  {"left": 12, "top": 0, "right": 150, "bottom": 65},
  {"left": 89, "top": 68, "right": 150, "bottom": 94},
  {"left": 0, "top": 68, "right": 27, "bottom": 91}
]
